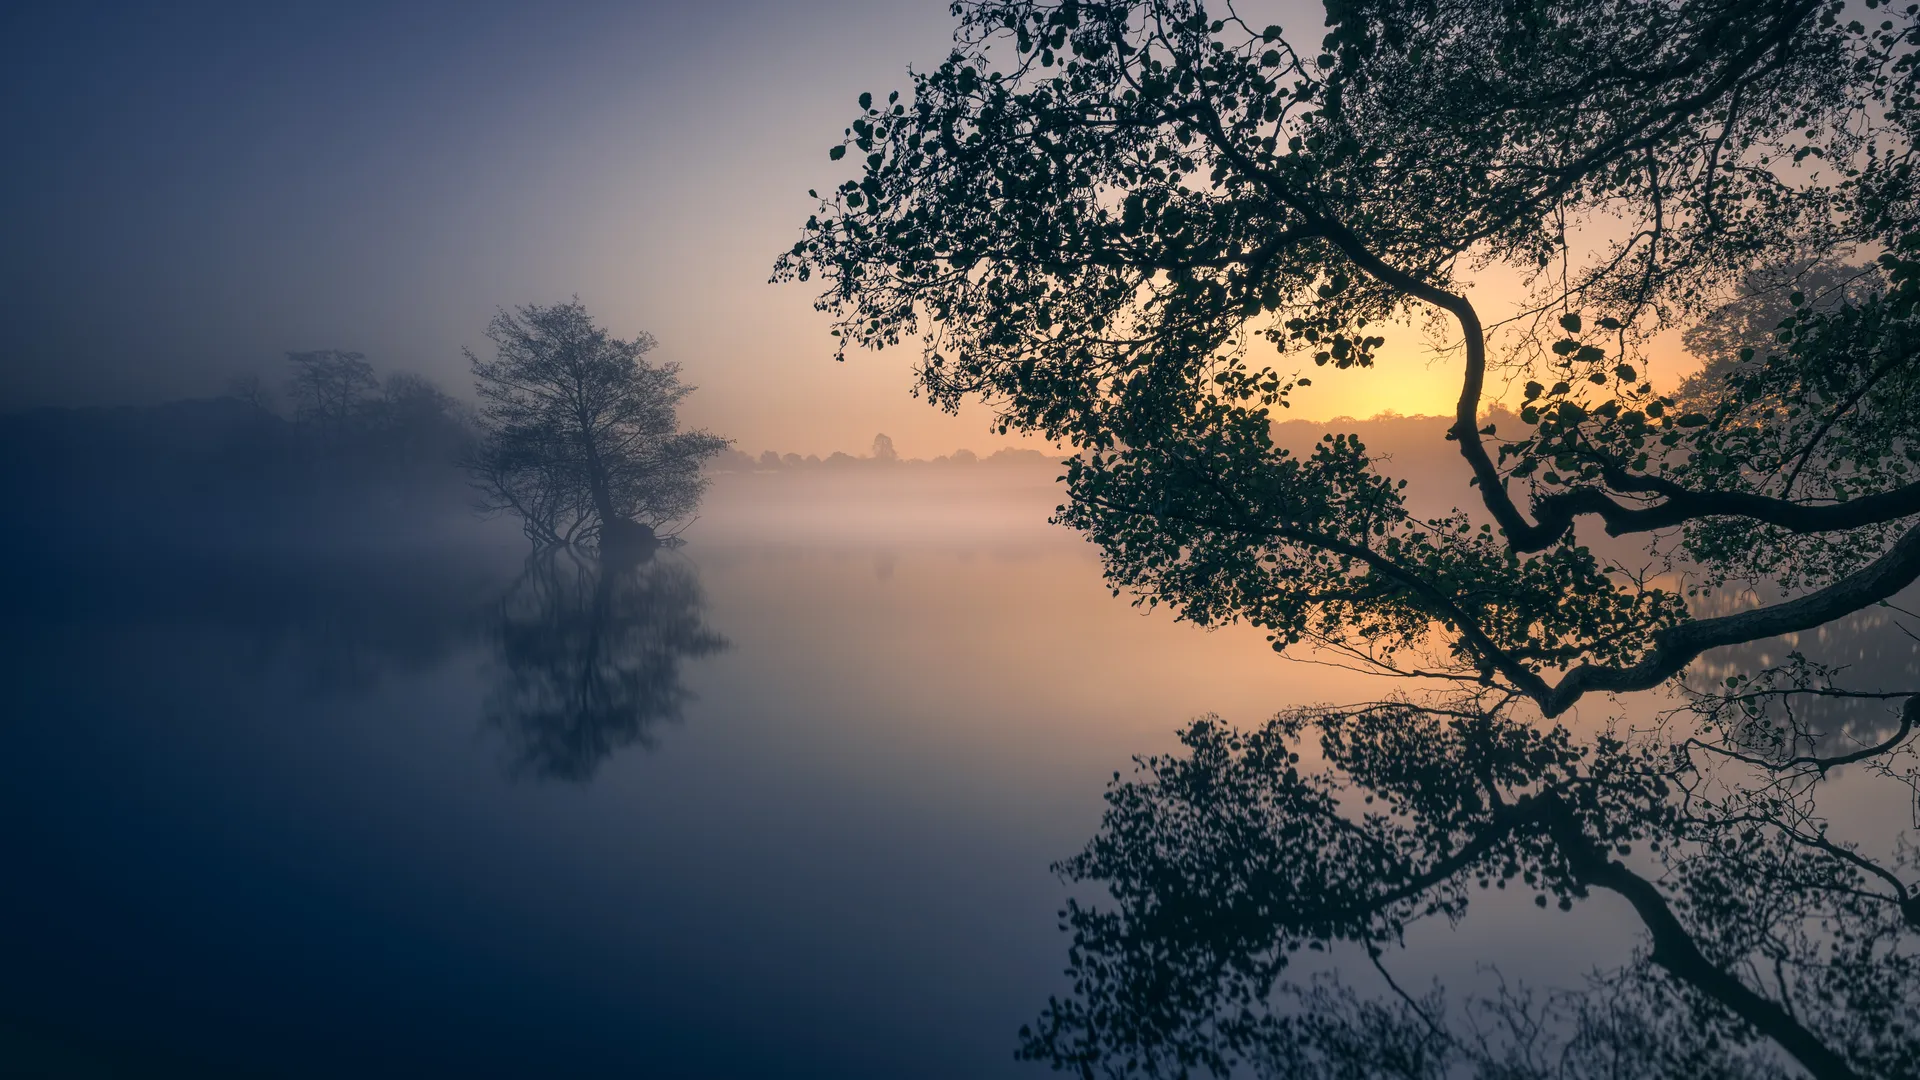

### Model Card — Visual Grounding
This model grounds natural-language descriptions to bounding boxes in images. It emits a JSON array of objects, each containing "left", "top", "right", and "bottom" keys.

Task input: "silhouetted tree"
[
  {"left": 224, "top": 373, "right": 276, "bottom": 416},
  {"left": 1678, "top": 257, "right": 1882, "bottom": 407},
  {"left": 362, "top": 372, "right": 472, "bottom": 474},
  {"left": 870, "top": 432, "right": 898, "bottom": 462},
  {"left": 467, "top": 300, "right": 728, "bottom": 549},
  {"left": 481, "top": 549, "right": 728, "bottom": 781},
  {"left": 777, "top": 1, "right": 1920, "bottom": 1074},
  {"left": 777, "top": 0, "right": 1920, "bottom": 721},
  {"left": 279, "top": 357, "right": 478, "bottom": 509}
]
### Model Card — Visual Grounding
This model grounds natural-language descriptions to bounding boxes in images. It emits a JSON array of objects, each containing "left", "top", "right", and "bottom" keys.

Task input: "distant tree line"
[
  {"left": 0, "top": 301, "right": 736, "bottom": 554},
  {"left": 254, "top": 348, "right": 477, "bottom": 484},
  {"left": 708, "top": 434, "right": 1054, "bottom": 471},
  {"left": 0, "top": 349, "right": 479, "bottom": 550}
]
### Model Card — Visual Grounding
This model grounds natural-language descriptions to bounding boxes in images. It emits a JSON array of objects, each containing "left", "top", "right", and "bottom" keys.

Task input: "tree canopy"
[
  {"left": 286, "top": 349, "right": 379, "bottom": 435},
  {"left": 779, "top": 1, "right": 1920, "bottom": 1075},
  {"left": 467, "top": 300, "right": 728, "bottom": 549},
  {"left": 776, "top": 0, "right": 1920, "bottom": 719}
]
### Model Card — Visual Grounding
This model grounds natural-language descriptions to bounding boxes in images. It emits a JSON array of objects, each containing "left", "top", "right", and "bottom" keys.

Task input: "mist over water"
[
  {"left": 0, "top": 467, "right": 1494, "bottom": 1071},
  {"left": 8, "top": 0, "right": 1918, "bottom": 1073},
  {"left": 0, "top": 462, "right": 1257, "bottom": 1076},
  {"left": 0, "top": 410, "right": 1912, "bottom": 1076}
]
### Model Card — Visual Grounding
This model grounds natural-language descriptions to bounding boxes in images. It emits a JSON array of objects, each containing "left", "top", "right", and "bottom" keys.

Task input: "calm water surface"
[{"left": 0, "top": 470, "right": 1906, "bottom": 1077}]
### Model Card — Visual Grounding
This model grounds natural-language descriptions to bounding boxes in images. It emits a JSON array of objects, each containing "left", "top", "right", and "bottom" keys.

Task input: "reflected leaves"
[
  {"left": 481, "top": 550, "right": 728, "bottom": 782},
  {"left": 1025, "top": 702, "right": 1919, "bottom": 1080}
]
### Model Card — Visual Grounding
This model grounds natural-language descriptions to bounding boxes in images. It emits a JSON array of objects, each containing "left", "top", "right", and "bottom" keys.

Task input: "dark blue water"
[
  {"left": 3, "top": 471, "right": 1909, "bottom": 1078},
  {"left": 0, "top": 473, "right": 1333, "bottom": 1077}
]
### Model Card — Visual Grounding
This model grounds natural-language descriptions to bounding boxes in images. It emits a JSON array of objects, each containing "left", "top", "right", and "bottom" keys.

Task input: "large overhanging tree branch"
[
  {"left": 776, "top": 0, "right": 1920, "bottom": 713},
  {"left": 1181, "top": 87, "right": 1920, "bottom": 553},
  {"left": 1080, "top": 470, "right": 1920, "bottom": 716}
]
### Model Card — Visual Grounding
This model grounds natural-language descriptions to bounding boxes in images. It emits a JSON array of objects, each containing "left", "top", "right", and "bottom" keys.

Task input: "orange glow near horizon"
[
  {"left": 669, "top": 276, "right": 1709, "bottom": 462},
  {"left": 0, "top": 0, "right": 1718, "bottom": 468}
]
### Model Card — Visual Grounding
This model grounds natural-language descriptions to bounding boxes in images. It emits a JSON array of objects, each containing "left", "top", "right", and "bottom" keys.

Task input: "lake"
[{"left": 0, "top": 467, "right": 1910, "bottom": 1077}]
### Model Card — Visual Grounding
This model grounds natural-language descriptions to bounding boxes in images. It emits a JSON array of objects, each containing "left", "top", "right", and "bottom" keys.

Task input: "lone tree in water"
[
  {"left": 468, "top": 300, "right": 728, "bottom": 550},
  {"left": 779, "top": 0, "right": 1920, "bottom": 1075}
]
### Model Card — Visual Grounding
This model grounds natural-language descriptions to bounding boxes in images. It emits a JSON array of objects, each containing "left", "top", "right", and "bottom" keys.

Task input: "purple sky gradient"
[{"left": 1, "top": 0, "right": 1483, "bottom": 458}]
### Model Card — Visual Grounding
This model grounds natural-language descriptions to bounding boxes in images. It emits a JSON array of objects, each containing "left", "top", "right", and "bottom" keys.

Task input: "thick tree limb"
[{"left": 1539, "top": 522, "right": 1920, "bottom": 715}]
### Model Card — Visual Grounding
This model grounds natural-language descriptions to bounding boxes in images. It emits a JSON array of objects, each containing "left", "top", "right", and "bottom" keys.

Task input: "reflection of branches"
[
  {"left": 481, "top": 549, "right": 727, "bottom": 782},
  {"left": 1025, "top": 699, "right": 1918, "bottom": 1080},
  {"left": 1685, "top": 696, "right": 1917, "bottom": 775},
  {"left": 1671, "top": 643, "right": 1920, "bottom": 856},
  {"left": 1191, "top": 964, "right": 1801, "bottom": 1080},
  {"left": 1689, "top": 597, "right": 1920, "bottom": 754}
]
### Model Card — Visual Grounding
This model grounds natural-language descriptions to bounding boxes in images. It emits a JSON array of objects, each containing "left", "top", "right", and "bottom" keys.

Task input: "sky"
[{"left": 2, "top": 0, "right": 1477, "bottom": 458}]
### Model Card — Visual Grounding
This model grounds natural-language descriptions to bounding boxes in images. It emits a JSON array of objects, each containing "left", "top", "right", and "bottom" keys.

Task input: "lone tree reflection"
[
  {"left": 781, "top": 0, "right": 1920, "bottom": 1074},
  {"left": 468, "top": 300, "right": 728, "bottom": 552},
  {"left": 483, "top": 550, "right": 727, "bottom": 782}
]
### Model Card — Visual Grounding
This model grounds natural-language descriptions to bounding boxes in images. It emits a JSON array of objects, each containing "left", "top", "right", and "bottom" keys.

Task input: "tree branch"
[{"left": 1538, "top": 793, "right": 1862, "bottom": 1080}]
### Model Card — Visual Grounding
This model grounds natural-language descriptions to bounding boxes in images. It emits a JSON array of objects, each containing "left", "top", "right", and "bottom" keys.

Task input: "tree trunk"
[{"left": 576, "top": 427, "right": 618, "bottom": 531}]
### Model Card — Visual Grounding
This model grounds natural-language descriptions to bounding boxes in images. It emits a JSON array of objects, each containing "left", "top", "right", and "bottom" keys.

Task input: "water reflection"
[
  {"left": 0, "top": 547, "right": 496, "bottom": 696},
  {"left": 4, "top": 462, "right": 1912, "bottom": 1076},
  {"left": 482, "top": 549, "right": 728, "bottom": 782},
  {"left": 0, "top": 539, "right": 729, "bottom": 784},
  {"left": 1693, "top": 597, "right": 1920, "bottom": 756},
  {"left": 1025, "top": 699, "right": 1919, "bottom": 1079}
]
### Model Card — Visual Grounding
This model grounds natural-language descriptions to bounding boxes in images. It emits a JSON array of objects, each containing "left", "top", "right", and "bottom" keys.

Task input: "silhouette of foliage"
[
  {"left": 778, "top": 3, "right": 1920, "bottom": 1073},
  {"left": 285, "top": 349, "right": 379, "bottom": 436},
  {"left": 1686, "top": 592, "right": 1920, "bottom": 759},
  {"left": 777, "top": 0, "right": 1920, "bottom": 719},
  {"left": 1024, "top": 700, "right": 1918, "bottom": 1080},
  {"left": 467, "top": 300, "right": 729, "bottom": 549},
  {"left": 481, "top": 549, "right": 728, "bottom": 782}
]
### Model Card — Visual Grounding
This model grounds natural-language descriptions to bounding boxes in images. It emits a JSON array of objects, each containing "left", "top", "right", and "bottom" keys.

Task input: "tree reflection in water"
[
  {"left": 1691, "top": 599, "right": 1920, "bottom": 761},
  {"left": 482, "top": 548, "right": 727, "bottom": 782},
  {"left": 1024, "top": 691, "right": 1919, "bottom": 1080}
]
